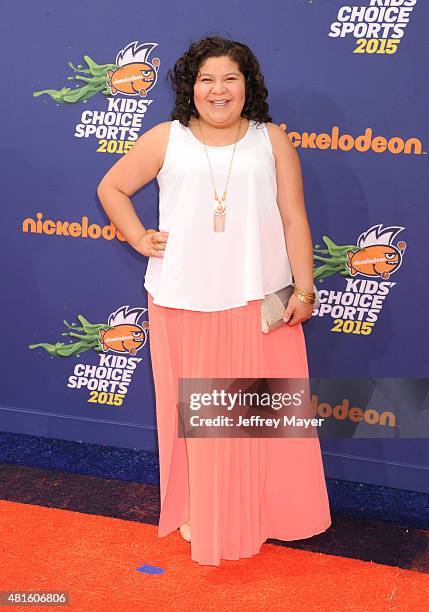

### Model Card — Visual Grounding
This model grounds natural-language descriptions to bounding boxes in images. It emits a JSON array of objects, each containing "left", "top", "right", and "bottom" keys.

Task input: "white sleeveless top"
[{"left": 144, "top": 119, "right": 293, "bottom": 311}]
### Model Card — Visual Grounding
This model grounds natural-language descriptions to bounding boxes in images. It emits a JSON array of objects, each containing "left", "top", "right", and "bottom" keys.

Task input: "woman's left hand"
[{"left": 283, "top": 294, "right": 314, "bottom": 326}]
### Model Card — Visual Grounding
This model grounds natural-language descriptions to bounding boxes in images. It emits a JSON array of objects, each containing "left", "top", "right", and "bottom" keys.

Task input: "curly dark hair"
[{"left": 167, "top": 36, "right": 272, "bottom": 126}]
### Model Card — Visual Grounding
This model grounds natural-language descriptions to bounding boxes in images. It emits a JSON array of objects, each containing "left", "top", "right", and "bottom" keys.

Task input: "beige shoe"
[{"left": 179, "top": 522, "right": 191, "bottom": 542}]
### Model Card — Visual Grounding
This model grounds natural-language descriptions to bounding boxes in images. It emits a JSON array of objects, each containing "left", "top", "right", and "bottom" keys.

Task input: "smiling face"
[{"left": 192, "top": 55, "right": 246, "bottom": 127}]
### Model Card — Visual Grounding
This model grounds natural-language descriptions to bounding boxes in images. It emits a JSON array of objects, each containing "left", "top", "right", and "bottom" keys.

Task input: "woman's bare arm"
[
  {"left": 97, "top": 121, "right": 171, "bottom": 249},
  {"left": 266, "top": 122, "right": 314, "bottom": 294}
]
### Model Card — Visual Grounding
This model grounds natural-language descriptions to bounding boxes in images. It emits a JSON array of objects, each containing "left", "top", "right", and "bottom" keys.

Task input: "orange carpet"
[{"left": 1, "top": 500, "right": 428, "bottom": 611}]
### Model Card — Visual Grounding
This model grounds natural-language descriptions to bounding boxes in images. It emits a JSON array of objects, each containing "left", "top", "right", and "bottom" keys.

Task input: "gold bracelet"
[
  {"left": 294, "top": 293, "right": 316, "bottom": 304},
  {"left": 294, "top": 287, "right": 315, "bottom": 296},
  {"left": 294, "top": 286, "right": 315, "bottom": 296},
  {"left": 293, "top": 287, "right": 316, "bottom": 304}
]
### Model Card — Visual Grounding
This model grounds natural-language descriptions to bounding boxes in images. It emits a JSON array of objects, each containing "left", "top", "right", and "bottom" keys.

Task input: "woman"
[{"left": 97, "top": 35, "right": 332, "bottom": 566}]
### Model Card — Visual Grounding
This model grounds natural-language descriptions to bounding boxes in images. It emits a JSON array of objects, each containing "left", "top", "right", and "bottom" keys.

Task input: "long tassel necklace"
[{"left": 197, "top": 117, "right": 242, "bottom": 233}]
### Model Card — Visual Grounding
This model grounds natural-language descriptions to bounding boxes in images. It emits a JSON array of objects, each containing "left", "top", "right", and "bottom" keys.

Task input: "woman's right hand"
[{"left": 132, "top": 229, "right": 169, "bottom": 258}]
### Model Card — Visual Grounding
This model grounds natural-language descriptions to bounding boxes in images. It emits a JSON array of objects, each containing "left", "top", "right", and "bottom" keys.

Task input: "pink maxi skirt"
[{"left": 147, "top": 292, "right": 332, "bottom": 566}]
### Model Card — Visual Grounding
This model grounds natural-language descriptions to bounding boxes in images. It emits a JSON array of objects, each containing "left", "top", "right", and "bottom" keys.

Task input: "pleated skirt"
[{"left": 147, "top": 292, "right": 332, "bottom": 566}]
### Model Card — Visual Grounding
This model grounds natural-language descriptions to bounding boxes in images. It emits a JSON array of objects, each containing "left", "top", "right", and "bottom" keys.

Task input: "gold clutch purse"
[{"left": 261, "top": 284, "right": 320, "bottom": 333}]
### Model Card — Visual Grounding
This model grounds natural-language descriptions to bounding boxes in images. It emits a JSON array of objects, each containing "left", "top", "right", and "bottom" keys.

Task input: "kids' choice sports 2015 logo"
[
  {"left": 33, "top": 41, "right": 160, "bottom": 153},
  {"left": 29, "top": 305, "right": 149, "bottom": 407},
  {"left": 312, "top": 224, "right": 407, "bottom": 335},
  {"left": 329, "top": 0, "right": 418, "bottom": 55}
]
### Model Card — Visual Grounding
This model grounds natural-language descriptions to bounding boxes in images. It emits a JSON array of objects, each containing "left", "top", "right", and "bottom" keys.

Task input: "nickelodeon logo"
[
  {"left": 311, "top": 394, "right": 396, "bottom": 427},
  {"left": 22, "top": 212, "right": 125, "bottom": 241},
  {"left": 281, "top": 124, "right": 423, "bottom": 155}
]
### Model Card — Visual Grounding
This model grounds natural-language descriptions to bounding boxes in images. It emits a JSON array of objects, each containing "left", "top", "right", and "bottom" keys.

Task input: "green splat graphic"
[
  {"left": 33, "top": 55, "right": 117, "bottom": 103},
  {"left": 29, "top": 314, "right": 111, "bottom": 357},
  {"left": 313, "top": 235, "right": 358, "bottom": 282}
]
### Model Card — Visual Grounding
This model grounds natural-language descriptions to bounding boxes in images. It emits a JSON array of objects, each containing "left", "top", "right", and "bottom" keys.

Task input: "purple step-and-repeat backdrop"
[{"left": 2, "top": 1, "right": 428, "bottom": 491}]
